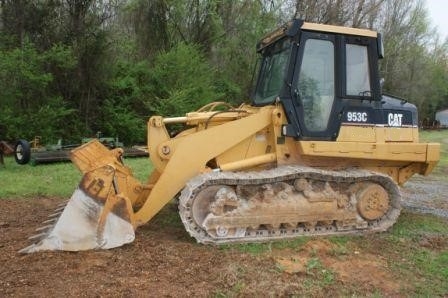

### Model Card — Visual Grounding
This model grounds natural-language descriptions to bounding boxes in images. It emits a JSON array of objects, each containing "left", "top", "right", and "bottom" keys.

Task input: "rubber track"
[{"left": 178, "top": 165, "right": 401, "bottom": 244}]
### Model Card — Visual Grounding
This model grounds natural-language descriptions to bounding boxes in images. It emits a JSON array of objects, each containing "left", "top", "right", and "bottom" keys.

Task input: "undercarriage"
[{"left": 179, "top": 166, "right": 401, "bottom": 244}]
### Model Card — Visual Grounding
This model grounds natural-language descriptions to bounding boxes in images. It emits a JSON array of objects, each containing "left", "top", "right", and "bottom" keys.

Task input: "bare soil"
[{"left": 0, "top": 175, "right": 447, "bottom": 297}]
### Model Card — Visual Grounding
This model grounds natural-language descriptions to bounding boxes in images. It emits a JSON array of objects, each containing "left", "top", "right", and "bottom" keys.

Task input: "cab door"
[{"left": 292, "top": 31, "right": 339, "bottom": 139}]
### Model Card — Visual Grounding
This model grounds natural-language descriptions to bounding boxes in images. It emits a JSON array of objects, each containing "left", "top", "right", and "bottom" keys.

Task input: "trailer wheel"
[{"left": 14, "top": 139, "right": 31, "bottom": 165}]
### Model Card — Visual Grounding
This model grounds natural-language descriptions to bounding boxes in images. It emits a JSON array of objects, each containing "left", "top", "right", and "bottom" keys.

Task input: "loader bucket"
[
  {"left": 20, "top": 140, "right": 140, "bottom": 253},
  {"left": 19, "top": 188, "right": 135, "bottom": 253}
]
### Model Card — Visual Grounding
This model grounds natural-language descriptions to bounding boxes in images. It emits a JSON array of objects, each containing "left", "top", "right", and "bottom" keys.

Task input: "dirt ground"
[{"left": 1, "top": 175, "right": 447, "bottom": 297}]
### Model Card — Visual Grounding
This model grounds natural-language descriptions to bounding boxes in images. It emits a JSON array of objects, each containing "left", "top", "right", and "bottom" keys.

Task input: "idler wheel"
[
  {"left": 216, "top": 226, "right": 229, "bottom": 237},
  {"left": 191, "top": 185, "right": 225, "bottom": 227},
  {"left": 356, "top": 183, "right": 389, "bottom": 220}
]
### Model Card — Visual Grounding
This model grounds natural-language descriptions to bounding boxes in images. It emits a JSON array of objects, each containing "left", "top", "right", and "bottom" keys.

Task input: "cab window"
[
  {"left": 253, "top": 38, "right": 291, "bottom": 105},
  {"left": 346, "top": 44, "right": 371, "bottom": 96}
]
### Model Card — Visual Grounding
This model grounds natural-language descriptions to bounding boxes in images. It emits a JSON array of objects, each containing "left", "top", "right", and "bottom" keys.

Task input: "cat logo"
[{"left": 388, "top": 113, "right": 403, "bottom": 127}]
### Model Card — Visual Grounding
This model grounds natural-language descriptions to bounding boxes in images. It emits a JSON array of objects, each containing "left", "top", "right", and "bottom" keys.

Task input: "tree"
[
  {"left": 0, "top": 41, "right": 77, "bottom": 141},
  {"left": 1, "top": 0, "right": 447, "bottom": 143},
  {"left": 293, "top": 0, "right": 385, "bottom": 28}
]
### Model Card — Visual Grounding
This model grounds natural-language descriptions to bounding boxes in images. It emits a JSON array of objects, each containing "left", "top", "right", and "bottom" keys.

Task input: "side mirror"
[{"left": 377, "top": 33, "right": 384, "bottom": 59}]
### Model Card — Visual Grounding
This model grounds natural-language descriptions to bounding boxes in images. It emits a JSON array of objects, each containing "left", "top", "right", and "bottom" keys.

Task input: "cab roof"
[{"left": 258, "top": 19, "right": 377, "bottom": 52}]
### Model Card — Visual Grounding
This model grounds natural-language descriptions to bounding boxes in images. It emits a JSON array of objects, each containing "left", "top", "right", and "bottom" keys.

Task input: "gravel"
[{"left": 401, "top": 175, "right": 448, "bottom": 218}]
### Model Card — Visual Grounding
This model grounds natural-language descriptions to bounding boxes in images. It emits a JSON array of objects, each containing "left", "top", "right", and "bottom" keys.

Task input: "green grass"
[
  {"left": 384, "top": 212, "right": 448, "bottom": 296},
  {"left": 390, "top": 211, "right": 448, "bottom": 239},
  {"left": 219, "top": 236, "right": 310, "bottom": 255},
  {"left": 346, "top": 212, "right": 448, "bottom": 295},
  {"left": 305, "top": 257, "right": 335, "bottom": 286},
  {"left": 0, "top": 156, "right": 153, "bottom": 198},
  {"left": 214, "top": 212, "right": 448, "bottom": 296}
]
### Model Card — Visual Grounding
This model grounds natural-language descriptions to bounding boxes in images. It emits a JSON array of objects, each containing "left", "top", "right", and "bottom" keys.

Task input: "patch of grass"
[
  {"left": 220, "top": 242, "right": 271, "bottom": 254},
  {"left": 271, "top": 236, "right": 310, "bottom": 250},
  {"left": 302, "top": 257, "right": 335, "bottom": 290},
  {"left": 231, "top": 281, "right": 246, "bottom": 294},
  {"left": 0, "top": 156, "right": 80, "bottom": 198},
  {"left": 124, "top": 157, "right": 154, "bottom": 182},
  {"left": 327, "top": 236, "right": 351, "bottom": 257},
  {"left": 327, "top": 235, "right": 351, "bottom": 245},
  {"left": 213, "top": 264, "right": 247, "bottom": 297},
  {"left": 219, "top": 236, "right": 311, "bottom": 255},
  {"left": 373, "top": 212, "right": 448, "bottom": 296},
  {"left": 150, "top": 201, "right": 183, "bottom": 228},
  {"left": 390, "top": 211, "right": 448, "bottom": 240},
  {"left": 0, "top": 156, "right": 153, "bottom": 198},
  {"left": 404, "top": 249, "right": 448, "bottom": 296},
  {"left": 220, "top": 235, "right": 350, "bottom": 257},
  {"left": 213, "top": 292, "right": 226, "bottom": 298},
  {"left": 328, "top": 243, "right": 349, "bottom": 257}
]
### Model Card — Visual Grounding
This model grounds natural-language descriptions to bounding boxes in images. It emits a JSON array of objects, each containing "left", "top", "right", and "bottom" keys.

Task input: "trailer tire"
[{"left": 14, "top": 139, "right": 31, "bottom": 165}]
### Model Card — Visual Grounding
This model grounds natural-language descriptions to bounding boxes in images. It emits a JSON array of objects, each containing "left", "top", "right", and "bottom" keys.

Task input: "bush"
[
  {"left": 100, "top": 43, "right": 226, "bottom": 144},
  {"left": 147, "top": 43, "right": 223, "bottom": 116},
  {"left": 0, "top": 41, "right": 78, "bottom": 142}
]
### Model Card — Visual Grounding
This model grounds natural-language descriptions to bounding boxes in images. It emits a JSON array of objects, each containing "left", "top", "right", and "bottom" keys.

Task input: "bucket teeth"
[
  {"left": 57, "top": 201, "right": 69, "bottom": 207},
  {"left": 19, "top": 244, "right": 38, "bottom": 254},
  {"left": 53, "top": 206, "right": 66, "bottom": 212},
  {"left": 35, "top": 224, "right": 54, "bottom": 232},
  {"left": 42, "top": 218, "right": 58, "bottom": 224},
  {"left": 28, "top": 232, "right": 48, "bottom": 241},
  {"left": 19, "top": 187, "right": 135, "bottom": 253},
  {"left": 47, "top": 211, "right": 63, "bottom": 218}
]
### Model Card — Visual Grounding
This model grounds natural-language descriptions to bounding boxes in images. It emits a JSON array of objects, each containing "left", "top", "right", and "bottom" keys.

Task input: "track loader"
[{"left": 20, "top": 19, "right": 440, "bottom": 253}]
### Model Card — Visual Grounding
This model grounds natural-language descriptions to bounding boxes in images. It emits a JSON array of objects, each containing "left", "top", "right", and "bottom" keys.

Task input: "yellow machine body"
[{"left": 20, "top": 20, "right": 440, "bottom": 253}]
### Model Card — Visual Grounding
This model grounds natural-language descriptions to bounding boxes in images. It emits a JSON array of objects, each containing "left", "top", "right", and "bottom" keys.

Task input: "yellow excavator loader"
[{"left": 20, "top": 19, "right": 440, "bottom": 253}]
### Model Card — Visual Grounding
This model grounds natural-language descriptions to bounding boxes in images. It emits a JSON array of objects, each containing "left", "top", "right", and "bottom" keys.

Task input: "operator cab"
[{"left": 252, "top": 19, "right": 416, "bottom": 140}]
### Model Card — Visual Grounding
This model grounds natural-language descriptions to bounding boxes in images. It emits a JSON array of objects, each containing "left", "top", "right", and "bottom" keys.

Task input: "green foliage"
[
  {"left": 219, "top": 237, "right": 311, "bottom": 255},
  {"left": 147, "top": 43, "right": 222, "bottom": 116},
  {"left": 1, "top": 0, "right": 447, "bottom": 142},
  {"left": 305, "top": 257, "right": 335, "bottom": 286},
  {"left": 27, "top": 98, "right": 77, "bottom": 141},
  {"left": 0, "top": 41, "right": 78, "bottom": 141},
  {"left": 101, "top": 43, "right": 223, "bottom": 143},
  {"left": 101, "top": 60, "right": 152, "bottom": 144},
  {"left": 101, "top": 99, "right": 146, "bottom": 145},
  {"left": 0, "top": 40, "right": 52, "bottom": 107},
  {"left": 209, "top": 1, "right": 278, "bottom": 102},
  {"left": 44, "top": 44, "right": 78, "bottom": 71}
]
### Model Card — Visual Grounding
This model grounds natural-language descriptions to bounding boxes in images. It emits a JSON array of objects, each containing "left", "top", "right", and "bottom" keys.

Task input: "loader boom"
[{"left": 133, "top": 107, "right": 273, "bottom": 226}]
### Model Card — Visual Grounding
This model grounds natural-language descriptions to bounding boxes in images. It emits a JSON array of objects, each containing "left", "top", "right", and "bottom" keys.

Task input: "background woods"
[{"left": 0, "top": 0, "right": 447, "bottom": 144}]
